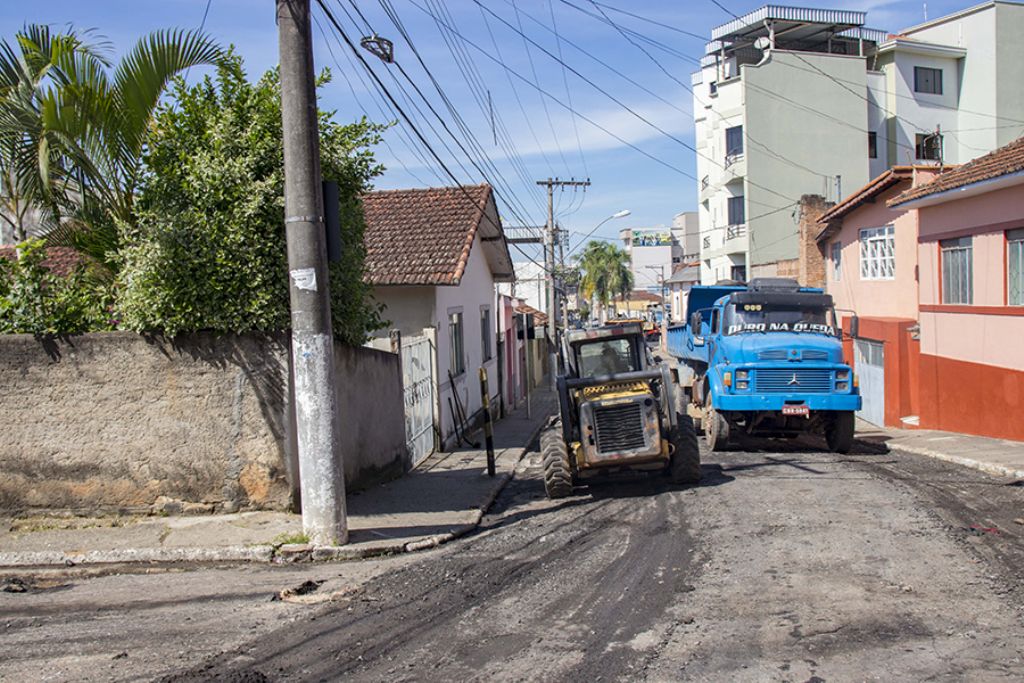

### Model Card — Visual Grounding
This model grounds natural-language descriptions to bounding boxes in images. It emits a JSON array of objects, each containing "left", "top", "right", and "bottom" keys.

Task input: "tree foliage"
[
  {"left": 577, "top": 240, "right": 633, "bottom": 319},
  {"left": 117, "top": 52, "right": 387, "bottom": 344},
  {"left": 0, "top": 24, "right": 221, "bottom": 271},
  {"left": 0, "top": 239, "right": 113, "bottom": 333}
]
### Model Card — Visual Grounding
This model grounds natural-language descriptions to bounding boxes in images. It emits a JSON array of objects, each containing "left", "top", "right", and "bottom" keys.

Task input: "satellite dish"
[{"left": 754, "top": 36, "right": 771, "bottom": 50}]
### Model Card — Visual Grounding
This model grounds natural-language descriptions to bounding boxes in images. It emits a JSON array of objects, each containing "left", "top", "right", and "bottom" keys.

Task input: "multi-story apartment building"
[{"left": 692, "top": 1, "right": 1024, "bottom": 283}]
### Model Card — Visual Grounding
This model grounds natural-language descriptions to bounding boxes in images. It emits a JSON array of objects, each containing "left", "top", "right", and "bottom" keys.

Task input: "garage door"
[{"left": 855, "top": 339, "right": 885, "bottom": 427}]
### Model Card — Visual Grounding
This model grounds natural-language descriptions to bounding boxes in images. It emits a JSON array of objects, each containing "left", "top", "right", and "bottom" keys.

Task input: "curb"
[
  {"left": 888, "top": 442, "right": 1024, "bottom": 481},
  {"left": 0, "top": 409, "right": 552, "bottom": 570}
]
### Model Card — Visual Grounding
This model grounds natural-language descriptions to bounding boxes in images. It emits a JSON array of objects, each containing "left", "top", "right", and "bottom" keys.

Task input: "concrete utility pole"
[
  {"left": 537, "top": 178, "right": 590, "bottom": 390},
  {"left": 277, "top": 0, "right": 347, "bottom": 546}
]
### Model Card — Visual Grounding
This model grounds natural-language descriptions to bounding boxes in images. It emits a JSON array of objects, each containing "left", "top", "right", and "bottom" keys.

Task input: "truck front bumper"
[{"left": 714, "top": 393, "right": 862, "bottom": 412}]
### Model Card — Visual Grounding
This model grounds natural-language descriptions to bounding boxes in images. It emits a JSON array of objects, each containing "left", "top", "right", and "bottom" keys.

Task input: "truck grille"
[
  {"left": 755, "top": 368, "right": 832, "bottom": 393},
  {"left": 593, "top": 403, "right": 647, "bottom": 454}
]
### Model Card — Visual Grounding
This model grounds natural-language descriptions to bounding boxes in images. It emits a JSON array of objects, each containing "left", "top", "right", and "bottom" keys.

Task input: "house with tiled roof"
[
  {"left": 883, "top": 135, "right": 1024, "bottom": 440},
  {"left": 812, "top": 165, "right": 950, "bottom": 428},
  {"left": 361, "top": 183, "right": 516, "bottom": 456}
]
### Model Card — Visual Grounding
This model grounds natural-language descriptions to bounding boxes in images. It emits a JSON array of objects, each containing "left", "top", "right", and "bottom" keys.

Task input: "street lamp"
[{"left": 568, "top": 209, "right": 631, "bottom": 255}]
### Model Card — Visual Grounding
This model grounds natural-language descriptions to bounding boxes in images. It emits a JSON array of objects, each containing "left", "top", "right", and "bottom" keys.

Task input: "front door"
[
  {"left": 855, "top": 339, "right": 885, "bottom": 427},
  {"left": 401, "top": 334, "right": 437, "bottom": 466}
]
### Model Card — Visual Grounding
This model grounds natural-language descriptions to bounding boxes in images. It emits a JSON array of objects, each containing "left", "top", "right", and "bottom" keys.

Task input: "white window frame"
[
  {"left": 1009, "top": 228, "right": 1024, "bottom": 306},
  {"left": 831, "top": 241, "right": 842, "bottom": 282},
  {"left": 448, "top": 309, "right": 465, "bottom": 376},
  {"left": 480, "top": 305, "right": 493, "bottom": 361},
  {"left": 941, "top": 236, "right": 973, "bottom": 305},
  {"left": 859, "top": 225, "right": 895, "bottom": 281}
]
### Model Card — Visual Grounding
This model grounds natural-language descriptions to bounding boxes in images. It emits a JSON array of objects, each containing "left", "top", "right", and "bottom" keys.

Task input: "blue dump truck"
[{"left": 666, "top": 278, "right": 861, "bottom": 452}]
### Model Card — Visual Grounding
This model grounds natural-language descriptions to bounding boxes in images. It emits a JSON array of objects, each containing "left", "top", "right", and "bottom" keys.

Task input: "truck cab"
[{"left": 667, "top": 278, "right": 861, "bottom": 452}]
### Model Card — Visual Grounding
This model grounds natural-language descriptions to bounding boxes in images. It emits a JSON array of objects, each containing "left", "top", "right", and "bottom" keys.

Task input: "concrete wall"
[{"left": 0, "top": 332, "right": 409, "bottom": 514}]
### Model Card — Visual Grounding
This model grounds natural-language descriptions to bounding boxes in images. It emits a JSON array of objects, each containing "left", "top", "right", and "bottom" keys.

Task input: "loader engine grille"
[
  {"left": 755, "top": 368, "right": 832, "bottom": 393},
  {"left": 593, "top": 403, "right": 647, "bottom": 454}
]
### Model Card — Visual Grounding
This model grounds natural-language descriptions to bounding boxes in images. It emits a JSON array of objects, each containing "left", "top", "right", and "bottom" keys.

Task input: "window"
[
  {"left": 859, "top": 225, "right": 895, "bottom": 280},
  {"left": 914, "top": 66, "right": 943, "bottom": 95},
  {"left": 831, "top": 241, "right": 842, "bottom": 281},
  {"left": 709, "top": 81, "right": 718, "bottom": 96},
  {"left": 725, "top": 125, "right": 743, "bottom": 157},
  {"left": 576, "top": 339, "right": 639, "bottom": 377},
  {"left": 941, "top": 236, "right": 973, "bottom": 304},
  {"left": 1007, "top": 228, "right": 1024, "bottom": 305},
  {"left": 727, "top": 196, "right": 745, "bottom": 225},
  {"left": 449, "top": 311, "right": 465, "bottom": 375},
  {"left": 480, "top": 307, "right": 493, "bottom": 361},
  {"left": 710, "top": 309, "right": 721, "bottom": 334},
  {"left": 730, "top": 265, "right": 746, "bottom": 282},
  {"left": 868, "top": 132, "right": 877, "bottom": 159},
  {"left": 916, "top": 133, "right": 943, "bottom": 161}
]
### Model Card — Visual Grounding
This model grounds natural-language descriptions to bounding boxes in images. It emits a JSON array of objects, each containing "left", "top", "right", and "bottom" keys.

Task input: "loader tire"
[
  {"left": 826, "top": 411, "right": 855, "bottom": 454},
  {"left": 541, "top": 423, "right": 573, "bottom": 499},
  {"left": 668, "top": 413, "right": 701, "bottom": 484}
]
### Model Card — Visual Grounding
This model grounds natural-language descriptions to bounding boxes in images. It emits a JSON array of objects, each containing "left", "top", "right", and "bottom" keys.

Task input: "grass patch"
[{"left": 272, "top": 531, "right": 310, "bottom": 546}]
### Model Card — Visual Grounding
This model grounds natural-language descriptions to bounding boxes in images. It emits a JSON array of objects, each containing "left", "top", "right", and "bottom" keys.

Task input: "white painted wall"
[{"left": 434, "top": 232, "right": 500, "bottom": 447}]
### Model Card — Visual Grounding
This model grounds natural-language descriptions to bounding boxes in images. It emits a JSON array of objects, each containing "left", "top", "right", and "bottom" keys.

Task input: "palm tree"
[
  {"left": 577, "top": 240, "right": 633, "bottom": 323},
  {"left": 0, "top": 24, "right": 221, "bottom": 269}
]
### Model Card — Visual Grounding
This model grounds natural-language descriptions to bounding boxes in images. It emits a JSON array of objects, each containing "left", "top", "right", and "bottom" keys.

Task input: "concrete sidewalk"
[
  {"left": 0, "top": 388, "right": 557, "bottom": 568},
  {"left": 856, "top": 420, "right": 1024, "bottom": 481}
]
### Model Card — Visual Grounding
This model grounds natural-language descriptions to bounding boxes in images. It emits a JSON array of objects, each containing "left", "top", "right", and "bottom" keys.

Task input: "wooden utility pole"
[
  {"left": 537, "top": 178, "right": 589, "bottom": 390},
  {"left": 277, "top": 0, "right": 347, "bottom": 545}
]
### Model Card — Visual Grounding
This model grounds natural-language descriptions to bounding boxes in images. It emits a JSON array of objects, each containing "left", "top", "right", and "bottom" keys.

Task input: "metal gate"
[
  {"left": 855, "top": 339, "right": 885, "bottom": 427},
  {"left": 401, "top": 335, "right": 436, "bottom": 466}
]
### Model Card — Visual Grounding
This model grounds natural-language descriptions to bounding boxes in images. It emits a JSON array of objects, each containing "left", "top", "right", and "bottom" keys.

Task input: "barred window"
[
  {"left": 859, "top": 226, "right": 895, "bottom": 280},
  {"left": 449, "top": 311, "right": 465, "bottom": 375},
  {"left": 1008, "top": 228, "right": 1024, "bottom": 305},
  {"left": 941, "top": 236, "right": 973, "bottom": 305}
]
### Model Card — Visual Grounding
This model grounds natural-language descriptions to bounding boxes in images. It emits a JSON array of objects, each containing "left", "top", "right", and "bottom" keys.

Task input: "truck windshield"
[
  {"left": 724, "top": 303, "right": 839, "bottom": 336},
  {"left": 575, "top": 339, "right": 639, "bottom": 377}
]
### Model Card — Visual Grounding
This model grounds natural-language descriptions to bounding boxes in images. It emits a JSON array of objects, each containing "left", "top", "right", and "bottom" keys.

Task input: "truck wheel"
[
  {"left": 541, "top": 423, "right": 573, "bottom": 499},
  {"left": 705, "top": 405, "right": 730, "bottom": 452},
  {"left": 668, "top": 414, "right": 701, "bottom": 484},
  {"left": 825, "top": 411, "right": 855, "bottom": 454}
]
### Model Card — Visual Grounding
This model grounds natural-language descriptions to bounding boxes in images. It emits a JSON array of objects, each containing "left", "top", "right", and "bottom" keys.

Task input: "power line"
[
  {"left": 405, "top": 0, "right": 700, "bottom": 180},
  {"left": 315, "top": 0, "right": 554, "bottom": 276},
  {"left": 548, "top": 0, "right": 589, "bottom": 179}
]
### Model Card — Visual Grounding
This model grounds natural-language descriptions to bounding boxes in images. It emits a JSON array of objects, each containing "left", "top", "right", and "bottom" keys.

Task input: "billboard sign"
[{"left": 632, "top": 230, "right": 672, "bottom": 247}]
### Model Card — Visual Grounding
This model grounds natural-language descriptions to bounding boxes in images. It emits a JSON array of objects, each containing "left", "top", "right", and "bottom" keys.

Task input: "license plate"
[{"left": 782, "top": 404, "right": 810, "bottom": 416}]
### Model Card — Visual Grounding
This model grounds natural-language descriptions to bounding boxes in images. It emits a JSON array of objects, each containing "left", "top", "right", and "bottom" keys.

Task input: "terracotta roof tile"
[
  {"left": 0, "top": 246, "right": 83, "bottom": 277},
  {"left": 889, "top": 136, "right": 1024, "bottom": 206},
  {"left": 362, "top": 184, "right": 498, "bottom": 286}
]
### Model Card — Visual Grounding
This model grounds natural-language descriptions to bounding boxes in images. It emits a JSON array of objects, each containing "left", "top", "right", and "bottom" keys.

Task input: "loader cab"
[{"left": 564, "top": 324, "right": 648, "bottom": 379}]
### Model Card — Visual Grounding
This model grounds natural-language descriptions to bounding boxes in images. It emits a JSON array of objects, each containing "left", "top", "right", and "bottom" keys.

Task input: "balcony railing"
[
  {"left": 726, "top": 224, "right": 747, "bottom": 240},
  {"left": 700, "top": 175, "right": 710, "bottom": 191},
  {"left": 702, "top": 236, "right": 711, "bottom": 249},
  {"left": 724, "top": 152, "right": 743, "bottom": 169}
]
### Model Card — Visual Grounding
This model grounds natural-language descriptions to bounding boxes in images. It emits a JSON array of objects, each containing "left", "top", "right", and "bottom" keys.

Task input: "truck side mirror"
[
  {"left": 693, "top": 336, "right": 705, "bottom": 347},
  {"left": 848, "top": 315, "right": 859, "bottom": 339},
  {"left": 690, "top": 312, "right": 702, "bottom": 331}
]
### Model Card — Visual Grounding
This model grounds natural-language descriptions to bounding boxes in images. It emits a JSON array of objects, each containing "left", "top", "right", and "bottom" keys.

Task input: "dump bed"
[{"left": 665, "top": 285, "right": 744, "bottom": 364}]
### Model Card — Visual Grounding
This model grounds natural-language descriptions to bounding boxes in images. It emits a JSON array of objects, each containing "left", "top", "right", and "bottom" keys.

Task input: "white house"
[
  {"left": 692, "top": 1, "right": 1024, "bottom": 283},
  {"left": 363, "top": 184, "right": 514, "bottom": 459}
]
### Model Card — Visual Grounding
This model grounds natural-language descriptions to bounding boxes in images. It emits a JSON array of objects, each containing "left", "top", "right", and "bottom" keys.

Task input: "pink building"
[
  {"left": 815, "top": 166, "right": 946, "bottom": 428},
  {"left": 888, "top": 137, "right": 1024, "bottom": 441}
]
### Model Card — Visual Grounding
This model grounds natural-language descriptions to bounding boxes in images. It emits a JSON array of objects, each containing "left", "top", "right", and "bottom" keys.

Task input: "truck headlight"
[
  {"left": 735, "top": 370, "right": 749, "bottom": 380},
  {"left": 836, "top": 369, "right": 850, "bottom": 380},
  {"left": 736, "top": 380, "right": 749, "bottom": 391},
  {"left": 836, "top": 381, "right": 849, "bottom": 391}
]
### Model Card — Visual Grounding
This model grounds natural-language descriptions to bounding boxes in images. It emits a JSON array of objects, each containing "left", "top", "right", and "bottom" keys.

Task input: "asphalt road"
[{"left": 3, "top": 437, "right": 1023, "bottom": 682}]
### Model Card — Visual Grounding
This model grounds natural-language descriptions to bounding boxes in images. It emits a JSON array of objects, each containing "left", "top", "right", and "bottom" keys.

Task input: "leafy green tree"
[
  {"left": 0, "top": 24, "right": 221, "bottom": 271},
  {"left": 117, "top": 52, "right": 386, "bottom": 344},
  {"left": 577, "top": 240, "right": 633, "bottom": 322},
  {"left": 0, "top": 239, "right": 113, "bottom": 333}
]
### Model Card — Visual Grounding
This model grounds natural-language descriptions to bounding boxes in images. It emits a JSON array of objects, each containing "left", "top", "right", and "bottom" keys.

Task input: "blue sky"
[{"left": 2, "top": 1, "right": 975, "bottom": 249}]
